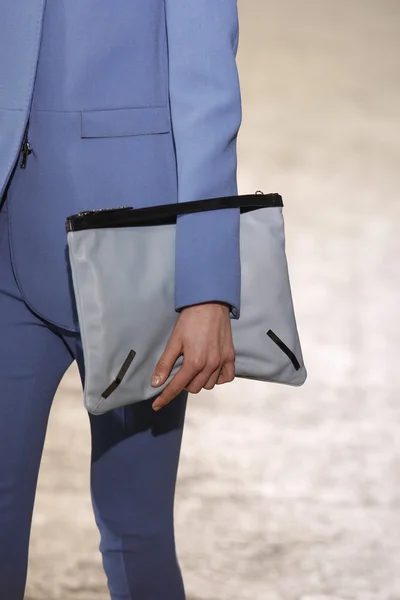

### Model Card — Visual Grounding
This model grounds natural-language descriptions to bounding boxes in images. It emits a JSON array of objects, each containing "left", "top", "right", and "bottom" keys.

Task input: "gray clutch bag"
[{"left": 66, "top": 192, "right": 307, "bottom": 415}]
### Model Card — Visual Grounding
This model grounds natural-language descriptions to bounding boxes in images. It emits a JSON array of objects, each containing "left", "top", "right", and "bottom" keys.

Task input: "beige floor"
[{"left": 26, "top": 1, "right": 400, "bottom": 599}]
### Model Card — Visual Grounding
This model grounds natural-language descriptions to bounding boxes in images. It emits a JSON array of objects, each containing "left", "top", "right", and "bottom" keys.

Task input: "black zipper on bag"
[
  {"left": 267, "top": 330, "right": 301, "bottom": 371},
  {"left": 65, "top": 191, "right": 283, "bottom": 232},
  {"left": 20, "top": 121, "right": 33, "bottom": 169}
]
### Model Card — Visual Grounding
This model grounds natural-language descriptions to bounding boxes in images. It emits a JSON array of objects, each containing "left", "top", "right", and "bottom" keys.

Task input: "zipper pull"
[{"left": 20, "top": 123, "right": 33, "bottom": 169}]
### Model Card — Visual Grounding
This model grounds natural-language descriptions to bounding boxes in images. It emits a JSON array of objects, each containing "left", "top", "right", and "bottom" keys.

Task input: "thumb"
[{"left": 151, "top": 337, "right": 182, "bottom": 387}]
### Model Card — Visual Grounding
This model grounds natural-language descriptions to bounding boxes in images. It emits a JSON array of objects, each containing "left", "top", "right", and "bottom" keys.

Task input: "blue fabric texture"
[
  {"left": 0, "top": 0, "right": 242, "bottom": 331},
  {"left": 0, "top": 2, "right": 242, "bottom": 593},
  {"left": 0, "top": 203, "right": 188, "bottom": 600}
]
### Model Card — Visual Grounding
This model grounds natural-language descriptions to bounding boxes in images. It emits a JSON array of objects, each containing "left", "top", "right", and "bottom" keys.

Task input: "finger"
[
  {"left": 152, "top": 362, "right": 198, "bottom": 410},
  {"left": 151, "top": 337, "right": 182, "bottom": 388},
  {"left": 216, "top": 362, "right": 235, "bottom": 385},
  {"left": 185, "top": 356, "right": 220, "bottom": 394},
  {"left": 202, "top": 366, "right": 222, "bottom": 391}
]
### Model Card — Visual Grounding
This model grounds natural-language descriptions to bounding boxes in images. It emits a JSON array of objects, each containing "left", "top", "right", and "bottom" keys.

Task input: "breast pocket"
[
  {"left": 80, "top": 106, "right": 171, "bottom": 138},
  {"left": 77, "top": 105, "right": 176, "bottom": 211}
]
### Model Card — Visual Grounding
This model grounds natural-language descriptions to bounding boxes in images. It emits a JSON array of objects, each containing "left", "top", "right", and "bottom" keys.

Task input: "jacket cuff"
[{"left": 174, "top": 207, "right": 241, "bottom": 319}]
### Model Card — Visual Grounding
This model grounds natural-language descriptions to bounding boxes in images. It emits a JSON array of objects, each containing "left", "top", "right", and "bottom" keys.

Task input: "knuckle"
[
  {"left": 226, "top": 367, "right": 235, "bottom": 381},
  {"left": 190, "top": 385, "right": 203, "bottom": 394},
  {"left": 188, "top": 356, "right": 207, "bottom": 372},
  {"left": 225, "top": 349, "right": 236, "bottom": 364},
  {"left": 204, "top": 381, "right": 215, "bottom": 390},
  {"left": 185, "top": 381, "right": 202, "bottom": 394},
  {"left": 207, "top": 356, "right": 221, "bottom": 372}
]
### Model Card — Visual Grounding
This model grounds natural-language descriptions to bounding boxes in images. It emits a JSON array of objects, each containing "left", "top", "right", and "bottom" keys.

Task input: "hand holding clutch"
[{"left": 151, "top": 301, "right": 235, "bottom": 411}]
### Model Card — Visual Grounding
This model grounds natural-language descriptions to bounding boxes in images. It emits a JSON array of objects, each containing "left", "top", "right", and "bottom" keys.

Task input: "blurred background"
[{"left": 26, "top": 0, "right": 400, "bottom": 599}]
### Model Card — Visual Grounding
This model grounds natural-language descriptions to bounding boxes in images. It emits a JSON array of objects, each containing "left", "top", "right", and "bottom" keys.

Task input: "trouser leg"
[
  {"left": 0, "top": 202, "right": 74, "bottom": 599},
  {"left": 89, "top": 393, "right": 188, "bottom": 600}
]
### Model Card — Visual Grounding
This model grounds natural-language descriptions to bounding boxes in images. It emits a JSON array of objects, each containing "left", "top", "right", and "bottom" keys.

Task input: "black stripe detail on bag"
[
  {"left": 267, "top": 330, "right": 301, "bottom": 371},
  {"left": 65, "top": 193, "right": 283, "bottom": 232},
  {"left": 101, "top": 350, "right": 136, "bottom": 399}
]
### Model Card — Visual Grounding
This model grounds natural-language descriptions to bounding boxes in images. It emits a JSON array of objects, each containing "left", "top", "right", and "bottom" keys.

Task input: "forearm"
[{"left": 165, "top": 0, "right": 242, "bottom": 317}]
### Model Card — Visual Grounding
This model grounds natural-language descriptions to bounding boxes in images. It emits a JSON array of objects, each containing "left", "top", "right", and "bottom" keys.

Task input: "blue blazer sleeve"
[{"left": 165, "top": 0, "right": 242, "bottom": 318}]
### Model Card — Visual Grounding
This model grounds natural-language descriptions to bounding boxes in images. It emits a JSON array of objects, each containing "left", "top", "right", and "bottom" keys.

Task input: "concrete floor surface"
[{"left": 25, "top": 0, "right": 400, "bottom": 598}]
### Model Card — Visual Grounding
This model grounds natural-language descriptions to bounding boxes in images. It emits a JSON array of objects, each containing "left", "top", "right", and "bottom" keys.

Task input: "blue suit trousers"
[{"left": 0, "top": 200, "right": 187, "bottom": 599}]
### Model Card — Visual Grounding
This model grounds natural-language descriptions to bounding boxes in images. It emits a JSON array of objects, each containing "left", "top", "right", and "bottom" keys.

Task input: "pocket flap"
[{"left": 80, "top": 106, "right": 171, "bottom": 138}]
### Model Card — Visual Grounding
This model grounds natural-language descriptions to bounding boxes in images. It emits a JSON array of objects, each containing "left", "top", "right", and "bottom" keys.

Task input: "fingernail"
[
  {"left": 153, "top": 405, "right": 162, "bottom": 412},
  {"left": 151, "top": 375, "right": 161, "bottom": 387}
]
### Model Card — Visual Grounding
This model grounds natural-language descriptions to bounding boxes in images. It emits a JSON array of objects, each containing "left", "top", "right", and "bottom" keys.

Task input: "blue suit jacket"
[{"left": 0, "top": 0, "right": 242, "bottom": 332}]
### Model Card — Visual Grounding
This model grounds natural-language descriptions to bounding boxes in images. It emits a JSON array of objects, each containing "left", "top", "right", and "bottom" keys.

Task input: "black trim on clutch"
[
  {"left": 267, "top": 330, "right": 301, "bottom": 371},
  {"left": 66, "top": 193, "right": 283, "bottom": 232},
  {"left": 101, "top": 350, "right": 136, "bottom": 399}
]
